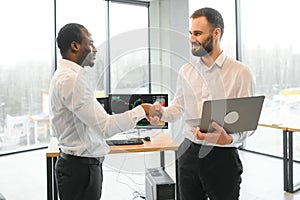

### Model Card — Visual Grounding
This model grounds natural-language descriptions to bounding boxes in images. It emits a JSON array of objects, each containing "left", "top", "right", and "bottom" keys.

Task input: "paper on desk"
[
  {"left": 108, "top": 134, "right": 129, "bottom": 140},
  {"left": 108, "top": 129, "right": 161, "bottom": 140}
]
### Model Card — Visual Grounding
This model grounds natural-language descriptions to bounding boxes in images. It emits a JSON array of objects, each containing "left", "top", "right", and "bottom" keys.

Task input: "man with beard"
[
  {"left": 49, "top": 23, "right": 152, "bottom": 200},
  {"left": 149, "top": 7, "right": 255, "bottom": 200}
]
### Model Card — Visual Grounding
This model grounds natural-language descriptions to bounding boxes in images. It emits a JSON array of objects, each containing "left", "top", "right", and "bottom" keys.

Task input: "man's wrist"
[{"left": 227, "top": 134, "right": 233, "bottom": 144}]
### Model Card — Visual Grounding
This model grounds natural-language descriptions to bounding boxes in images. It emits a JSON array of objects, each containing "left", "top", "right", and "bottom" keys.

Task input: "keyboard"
[{"left": 106, "top": 139, "right": 144, "bottom": 146}]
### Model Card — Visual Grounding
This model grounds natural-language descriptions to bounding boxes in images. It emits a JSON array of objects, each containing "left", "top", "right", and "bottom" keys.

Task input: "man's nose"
[
  {"left": 93, "top": 46, "right": 97, "bottom": 52},
  {"left": 190, "top": 34, "right": 197, "bottom": 43}
]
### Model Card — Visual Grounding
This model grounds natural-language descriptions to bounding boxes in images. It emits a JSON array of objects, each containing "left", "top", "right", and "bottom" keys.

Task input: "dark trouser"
[
  {"left": 55, "top": 152, "right": 104, "bottom": 200},
  {"left": 178, "top": 138, "right": 243, "bottom": 200}
]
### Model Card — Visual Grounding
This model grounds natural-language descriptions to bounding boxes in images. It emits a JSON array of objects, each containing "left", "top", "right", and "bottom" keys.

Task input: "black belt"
[
  {"left": 184, "top": 138, "right": 237, "bottom": 150},
  {"left": 59, "top": 152, "right": 104, "bottom": 165}
]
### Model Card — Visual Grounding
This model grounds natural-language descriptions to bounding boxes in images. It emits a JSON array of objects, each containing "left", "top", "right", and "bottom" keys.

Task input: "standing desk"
[
  {"left": 258, "top": 123, "right": 300, "bottom": 193},
  {"left": 46, "top": 132, "right": 179, "bottom": 200}
]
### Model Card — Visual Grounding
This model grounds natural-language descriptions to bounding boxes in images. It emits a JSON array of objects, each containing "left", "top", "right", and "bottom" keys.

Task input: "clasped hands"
[
  {"left": 140, "top": 102, "right": 163, "bottom": 125},
  {"left": 141, "top": 102, "right": 233, "bottom": 145}
]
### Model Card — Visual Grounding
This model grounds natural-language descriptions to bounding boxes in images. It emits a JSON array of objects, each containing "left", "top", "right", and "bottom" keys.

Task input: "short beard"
[
  {"left": 81, "top": 54, "right": 95, "bottom": 67},
  {"left": 191, "top": 35, "right": 213, "bottom": 57}
]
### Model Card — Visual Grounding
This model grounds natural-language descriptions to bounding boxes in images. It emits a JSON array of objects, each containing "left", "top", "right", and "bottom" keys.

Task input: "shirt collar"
[
  {"left": 59, "top": 59, "right": 82, "bottom": 72},
  {"left": 196, "top": 51, "right": 227, "bottom": 72},
  {"left": 214, "top": 51, "right": 226, "bottom": 69}
]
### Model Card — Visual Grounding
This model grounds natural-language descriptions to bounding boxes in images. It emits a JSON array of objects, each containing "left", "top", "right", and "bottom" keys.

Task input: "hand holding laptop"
[{"left": 192, "top": 121, "right": 233, "bottom": 145}]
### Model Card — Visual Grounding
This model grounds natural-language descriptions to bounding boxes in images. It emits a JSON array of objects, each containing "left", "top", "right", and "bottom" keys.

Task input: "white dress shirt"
[
  {"left": 49, "top": 59, "right": 146, "bottom": 157},
  {"left": 161, "top": 52, "right": 255, "bottom": 147}
]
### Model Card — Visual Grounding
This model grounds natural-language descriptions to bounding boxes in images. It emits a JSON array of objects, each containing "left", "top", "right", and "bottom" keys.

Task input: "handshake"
[{"left": 140, "top": 102, "right": 164, "bottom": 125}]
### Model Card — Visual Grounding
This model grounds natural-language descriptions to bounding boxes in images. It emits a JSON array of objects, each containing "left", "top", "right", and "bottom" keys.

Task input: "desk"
[
  {"left": 258, "top": 123, "right": 300, "bottom": 193},
  {"left": 46, "top": 132, "right": 179, "bottom": 200}
]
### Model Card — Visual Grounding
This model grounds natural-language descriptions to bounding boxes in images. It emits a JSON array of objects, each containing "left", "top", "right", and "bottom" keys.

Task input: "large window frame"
[
  {"left": 236, "top": 0, "right": 300, "bottom": 161},
  {"left": 0, "top": 0, "right": 55, "bottom": 155},
  {"left": 106, "top": 0, "right": 151, "bottom": 94}
]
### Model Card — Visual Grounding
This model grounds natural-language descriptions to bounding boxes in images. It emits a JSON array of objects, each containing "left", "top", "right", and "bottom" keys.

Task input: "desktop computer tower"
[{"left": 145, "top": 167, "right": 175, "bottom": 200}]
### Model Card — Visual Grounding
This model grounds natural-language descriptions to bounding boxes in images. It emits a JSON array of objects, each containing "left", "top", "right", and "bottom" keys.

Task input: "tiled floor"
[{"left": 1, "top": 148, "right": 300, "bottom": 200}]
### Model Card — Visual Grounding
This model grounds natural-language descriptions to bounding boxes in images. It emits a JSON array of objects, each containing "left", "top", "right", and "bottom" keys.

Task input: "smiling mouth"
[{"left": 192, "top": 42, "right": 201, "bottom": 49}]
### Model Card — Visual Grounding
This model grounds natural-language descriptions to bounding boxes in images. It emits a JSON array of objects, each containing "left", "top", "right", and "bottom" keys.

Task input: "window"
[
  {"left": 0, "top": 0, "right": 150, "bottom": 155},
  {"left": 109, "top": 1, "right": 150, "bottom": 93},
  {"left": 240, "top": 0, "right": 300, "bottom": 158},
  {"left": 0, "top": 0, "right": 53, "bottom": 154},
  {"left": 56, "top": 0, "right": 107, "bottom": 96}
]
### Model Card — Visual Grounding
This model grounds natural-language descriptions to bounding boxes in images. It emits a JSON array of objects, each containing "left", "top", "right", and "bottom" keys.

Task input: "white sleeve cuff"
[
  {"left": 230, "top": 132, "right": 240, "bottom": 144},
  {"left": 130, "top": 105, "right": 146, "bottom": 121}
]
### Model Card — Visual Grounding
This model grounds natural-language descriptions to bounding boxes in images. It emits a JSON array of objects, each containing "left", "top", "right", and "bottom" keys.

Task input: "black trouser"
[
  {"left": 178, "top": 138, "right": 243, "bottom": 200},
  {"left": 55, "top": 152, "right": 104, "bottom": 200}
]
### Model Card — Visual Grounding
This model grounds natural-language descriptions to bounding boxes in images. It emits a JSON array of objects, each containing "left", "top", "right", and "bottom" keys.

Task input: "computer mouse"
[{"left": 144, "top": 136, "right": 151, "bottom": 141}]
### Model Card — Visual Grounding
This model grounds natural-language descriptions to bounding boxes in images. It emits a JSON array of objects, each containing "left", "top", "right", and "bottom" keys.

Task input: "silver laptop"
[{"left": 186, "top": 96, "right": 265, "bottom": 133}]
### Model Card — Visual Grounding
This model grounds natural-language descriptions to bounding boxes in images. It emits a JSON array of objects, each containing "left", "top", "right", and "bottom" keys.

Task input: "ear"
[
  {"left": 213, "top": 28, "right": 221, "bottom": 40},
  {"left": 70, "top": 41, "right": 80, "bottom": 53}
]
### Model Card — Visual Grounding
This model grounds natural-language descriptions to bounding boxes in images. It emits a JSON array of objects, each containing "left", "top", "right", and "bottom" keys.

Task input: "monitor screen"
[{"left": 109, "top": 94, "right": 168, "bottom": 129}]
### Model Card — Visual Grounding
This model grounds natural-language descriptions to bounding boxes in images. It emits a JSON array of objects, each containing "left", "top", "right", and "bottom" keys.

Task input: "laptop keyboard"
[{"left": 106, "top": 139, "right": 144, "bottom": 146}]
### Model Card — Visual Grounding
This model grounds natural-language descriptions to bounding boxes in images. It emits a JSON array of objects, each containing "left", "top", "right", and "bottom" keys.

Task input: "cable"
[
  {"left": 132, "top": 191, "right": 146, "bottom": 199},
  {"left": 103, "top": 148, "right": 153, "bottom": 199},
  {"left": 111, "top": 154, "right": 147, "bottom": 199}
]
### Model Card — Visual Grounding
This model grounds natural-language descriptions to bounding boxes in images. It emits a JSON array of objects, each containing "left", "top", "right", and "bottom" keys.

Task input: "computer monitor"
[
  {"left": 96, "top": 97, "right": 111, "bottom": 114},
  {"left": 109, "top": 94, "right": 168, "bottom": 129}
]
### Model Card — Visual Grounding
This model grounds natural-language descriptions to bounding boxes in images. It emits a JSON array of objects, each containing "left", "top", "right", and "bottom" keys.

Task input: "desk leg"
[
  {"left": 283, "top": 130, "right": 300, "bottom": 193},
  {"left": 47, "top": 157, "right": 58, "bottom": 200},
  {"left": 288, "top": 131, "right": 294, "bottom": 193},
  {"left": 160, "top": 151, "right": 165, "bottom": 170},
  {"left": 47, "top": 157, "right": 53, "bottom": 200},
  {"left": 53, "top": 157, "right": 58, "bottom": 200},
  {"left": 283, "top": 130, "right": 288, "bottom": 191}
]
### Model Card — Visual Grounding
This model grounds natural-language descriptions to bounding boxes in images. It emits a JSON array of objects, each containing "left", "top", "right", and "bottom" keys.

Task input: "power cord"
[
  {"left": 113, "top": 154, "right": 147, "bottom": 199},
  {"left": 132, "top": 191, "right": 146, "bottom": 199},
  {"left": 103, "top": 150, "right": 153, "bottom": 199}
]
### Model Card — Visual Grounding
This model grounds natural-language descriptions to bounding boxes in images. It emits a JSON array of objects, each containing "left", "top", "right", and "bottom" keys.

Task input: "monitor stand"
[{"left": 137, "top": 129, "right": 141, "bottom": 138}]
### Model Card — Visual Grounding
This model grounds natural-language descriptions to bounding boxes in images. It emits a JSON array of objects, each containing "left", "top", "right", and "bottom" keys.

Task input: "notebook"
[{"left": 186, "top": 96, "right": 265, "bottom": 133}]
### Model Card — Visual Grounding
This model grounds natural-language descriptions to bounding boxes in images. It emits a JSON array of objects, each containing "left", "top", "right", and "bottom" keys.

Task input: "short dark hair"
[
  {"left": 191, "top": 7, "right": 224, "bottom": 38},
  {"left": 56, "top": 23, "right": 85, "bottom": 56}
]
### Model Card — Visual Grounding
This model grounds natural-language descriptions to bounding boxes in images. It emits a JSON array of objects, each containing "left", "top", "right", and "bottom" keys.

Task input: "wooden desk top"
[
  {"left": 46, "top": 132, "right": 179, "bottom": 158},
  {"left": 258, "top": 123, "right": 288, "bottom": 131},
  {"left": 258, "top": 123, "right": 300, "bottom": 133},
  {"left": 259, "top": 121, "right": 300, "bottom": 132}
]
